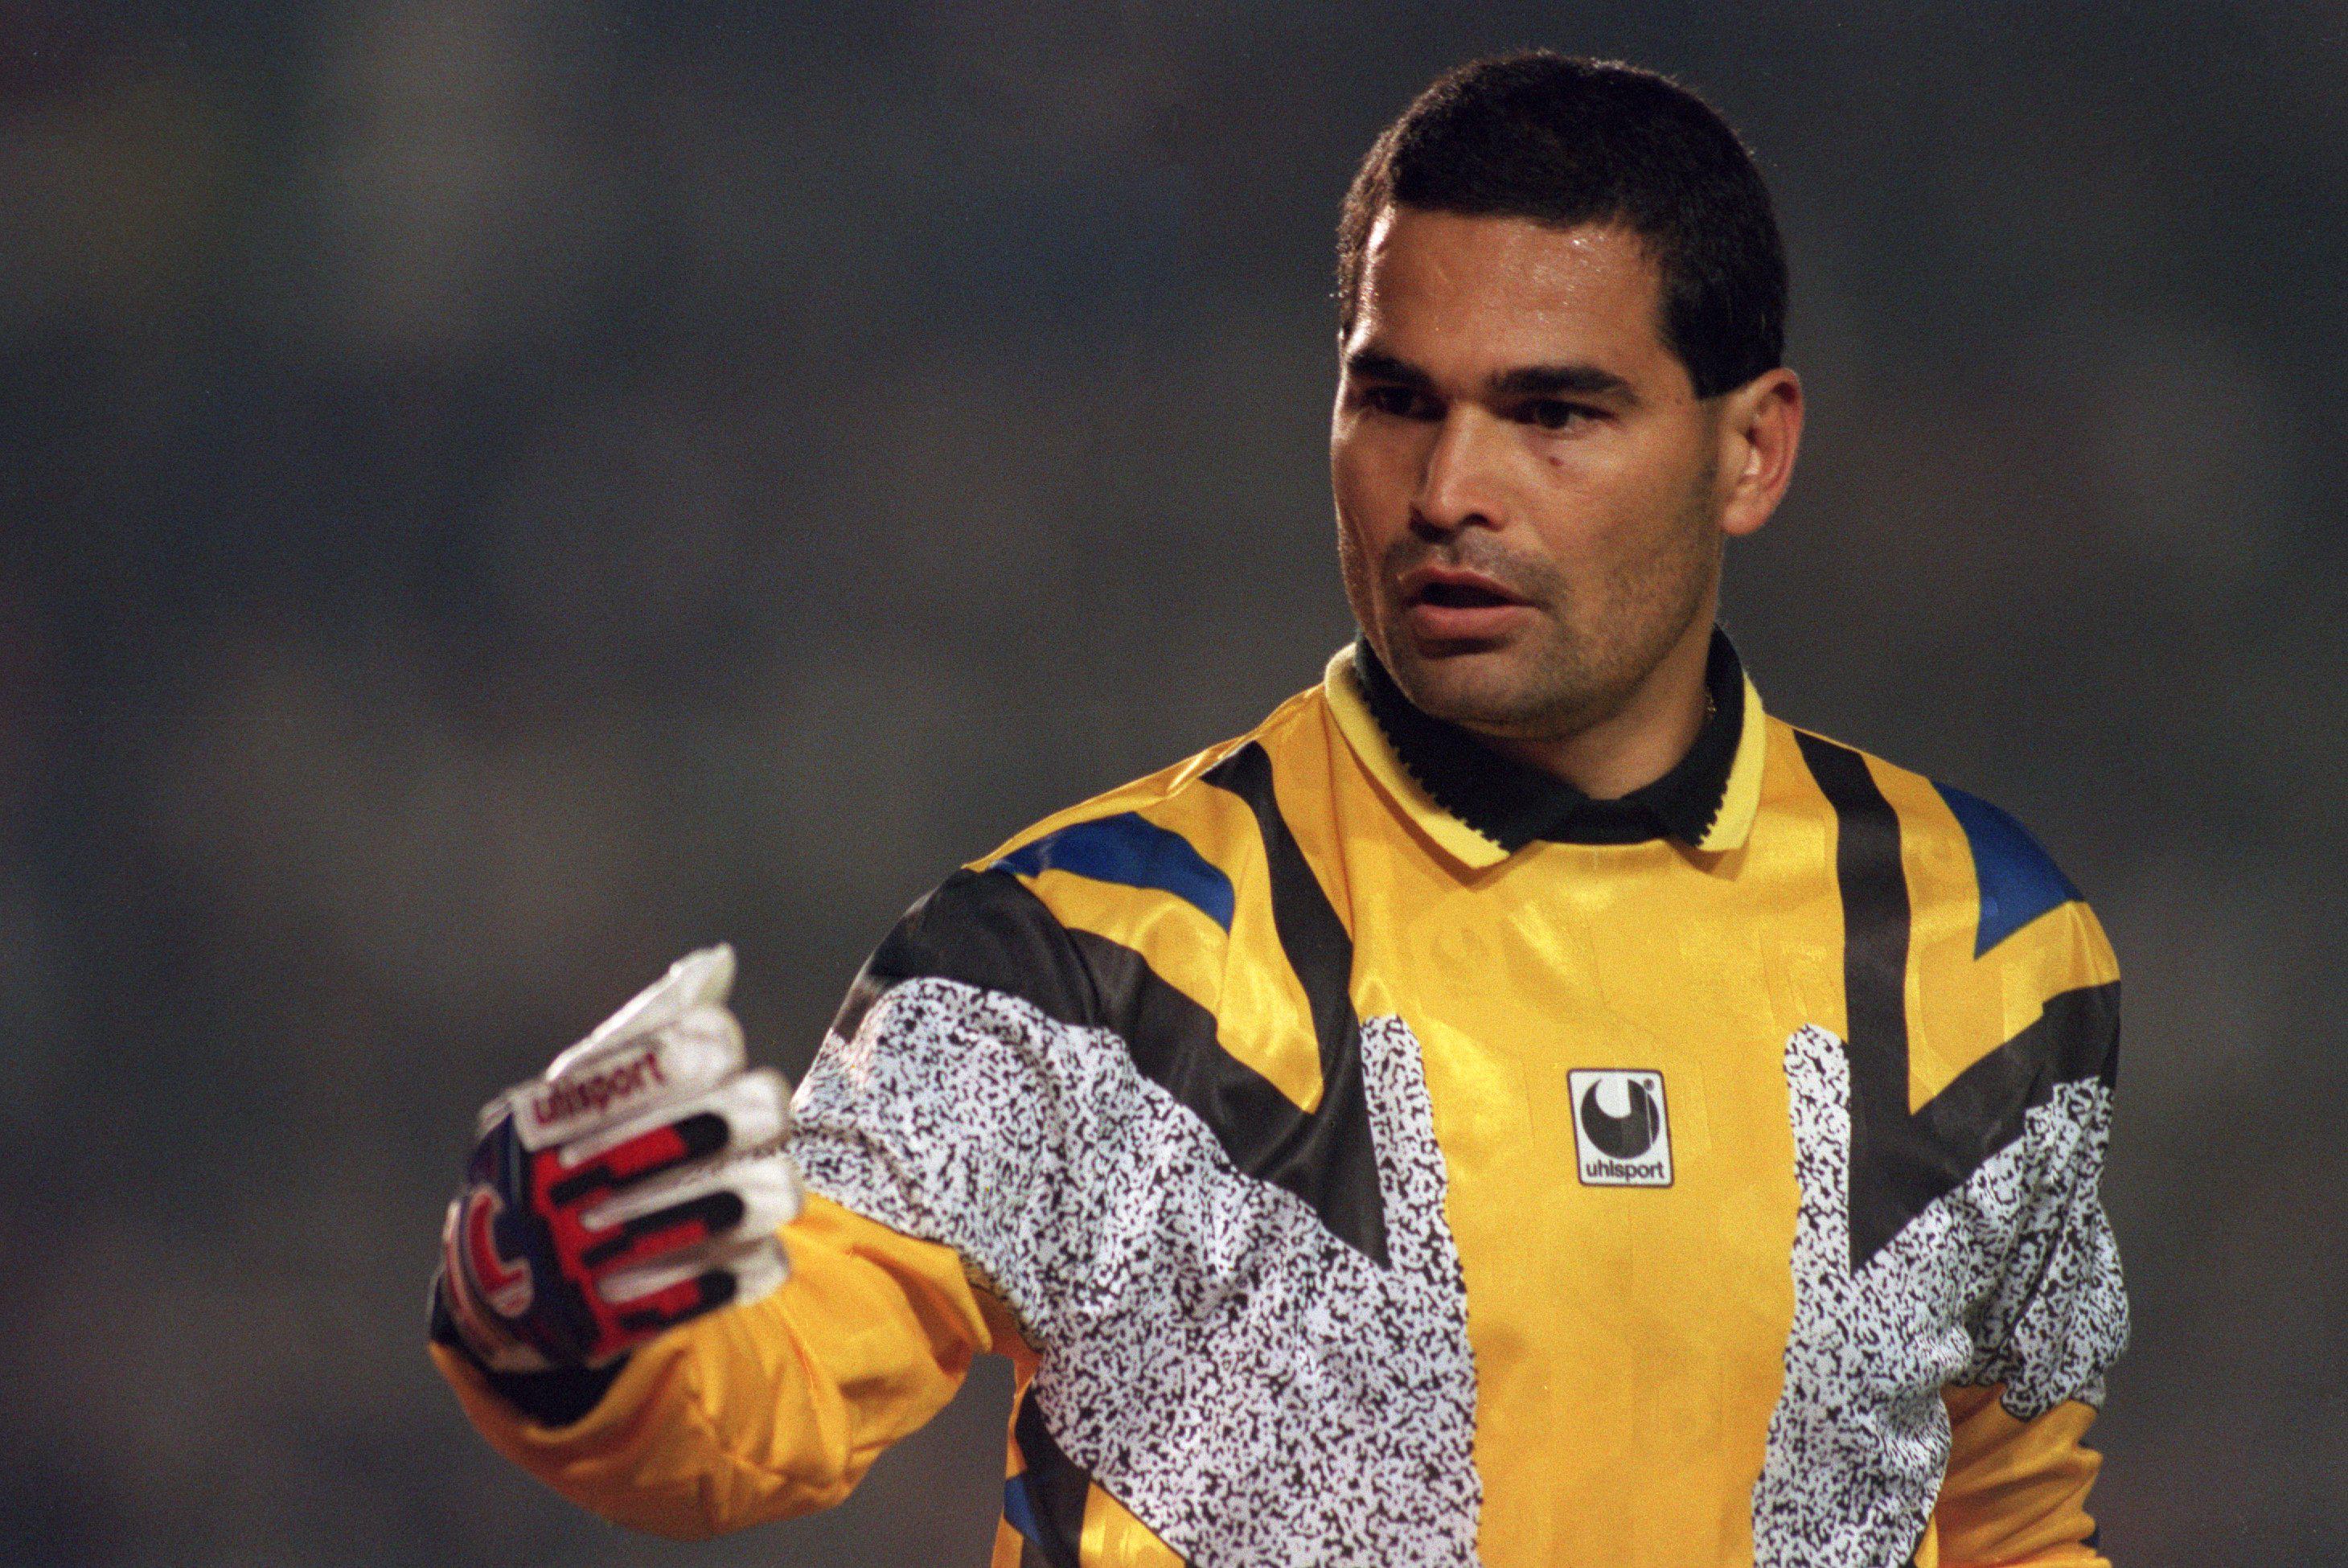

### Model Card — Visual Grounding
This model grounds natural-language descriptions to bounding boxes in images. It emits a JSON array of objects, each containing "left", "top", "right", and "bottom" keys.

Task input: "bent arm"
[{"left": 431, "top": 1192, "right": 1001, "bottom": 1539}]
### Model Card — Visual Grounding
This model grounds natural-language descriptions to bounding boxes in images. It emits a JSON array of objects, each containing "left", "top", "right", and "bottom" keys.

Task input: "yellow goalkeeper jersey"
[{"left": 434, "top": 629, "right": 2125, "bottom": 1567}]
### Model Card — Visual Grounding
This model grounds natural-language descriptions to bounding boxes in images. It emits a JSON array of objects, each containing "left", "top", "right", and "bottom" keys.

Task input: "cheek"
[
  {"left": 1536, "top": 435, "right": 1707, "bottom": 562},
  {"left": 1330, "top": 425, "right": 1408, "bottom": 545},
  {"left": 1513, "top": 458, "right": 1636, "bottom": 573}
]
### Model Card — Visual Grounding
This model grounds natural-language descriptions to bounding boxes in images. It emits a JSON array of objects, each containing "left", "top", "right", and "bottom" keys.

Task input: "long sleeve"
[
  {"left": 1932, "top": 925, "right": 2128, "bottom": 1567},
  {"left": 426, "top": 856, "right": 1102, "bottom": 1544},
  {"left": 429, "top": 1192, "right": 1004, "bottom": 1539}
]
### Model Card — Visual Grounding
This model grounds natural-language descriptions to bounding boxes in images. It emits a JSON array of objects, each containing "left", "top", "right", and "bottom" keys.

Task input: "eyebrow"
[
  {"left": 1343, "top": 349, "right": 1435, "bottom": 389},
  {"left": 1490, "top": 363, "right": 1640, "bottom": 404},
  {"left": 1344, "top": 348, "right": 1640, "bottom": 406}
]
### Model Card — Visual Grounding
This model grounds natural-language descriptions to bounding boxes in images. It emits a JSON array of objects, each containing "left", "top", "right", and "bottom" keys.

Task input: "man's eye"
[
  {"left": 1523, "top": 400, "right": 1595, "bottom": 431},
  {"left": 1361, "top": 386, "right": 1434, "bottom": 419}
]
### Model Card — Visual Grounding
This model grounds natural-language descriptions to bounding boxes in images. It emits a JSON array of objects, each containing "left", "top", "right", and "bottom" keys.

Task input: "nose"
[{"left": 1413, "top": 405, "right": 1509, "bottom": 538}]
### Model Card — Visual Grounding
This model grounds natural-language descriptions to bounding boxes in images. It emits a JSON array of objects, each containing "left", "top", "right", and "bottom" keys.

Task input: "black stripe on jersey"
[
  {"left": 831, "top": 867, "right": 1102, "bottom": 1041},
  {"left": 1199, "top": 743, "right": 1388, "bottom": 1265},
  {"left": 1201, "top": 745, "right": 1357, "bottom": 1072},
  {"left": 1795, "top": 730, "right": 2120, "bottom": 1268},
  {"left": 1069, "top": 928, "right": 1386, "bottom": 1263},
  {"left": 1010, "top": 1387, "right": 1091, "bottom": 1568},
  {"left": 836, "top": 761, "right": 1390, "bottom": 1264}
]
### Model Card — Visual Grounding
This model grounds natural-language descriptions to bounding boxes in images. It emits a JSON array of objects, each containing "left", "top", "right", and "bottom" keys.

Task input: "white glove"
[{"left": 436, "top": 945, "right": 803, "bottom": 1371}]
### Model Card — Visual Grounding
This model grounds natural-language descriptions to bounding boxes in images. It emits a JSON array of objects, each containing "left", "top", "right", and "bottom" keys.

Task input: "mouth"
[
  {"left": 1408, "top": 577, "right": 1520, "bottom": 610},
  {"left": 1394, "top": 568, "right": 1531, "bottom": 643}
]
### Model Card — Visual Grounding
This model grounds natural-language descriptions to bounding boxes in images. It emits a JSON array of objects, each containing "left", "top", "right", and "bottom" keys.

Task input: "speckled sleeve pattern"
[
  {"left": 789, "top": 977, "right": 1483, "bottom": 1568},
  {"left": 1950, "top": 1068, "right": 2127, "bottom": 1420},
  {"left": 1755, "top": 1024, "right": 2126, "bottom": 1568}
]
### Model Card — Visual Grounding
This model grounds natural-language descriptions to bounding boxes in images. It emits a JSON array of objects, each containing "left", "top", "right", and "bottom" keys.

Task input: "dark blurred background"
[{"left": 3, "top": 2, "right": 2340, "bottom": 1562}]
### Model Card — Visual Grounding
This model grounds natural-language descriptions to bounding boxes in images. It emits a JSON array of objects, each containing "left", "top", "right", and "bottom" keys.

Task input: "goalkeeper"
[{"left": 431, "top": 53, "right": 2127, "bottom": 1568}]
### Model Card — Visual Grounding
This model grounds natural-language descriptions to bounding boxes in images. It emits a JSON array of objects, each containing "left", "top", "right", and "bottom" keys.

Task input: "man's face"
[{"left": 1331, "top": 206, "right": 1732, "bottom": 741}]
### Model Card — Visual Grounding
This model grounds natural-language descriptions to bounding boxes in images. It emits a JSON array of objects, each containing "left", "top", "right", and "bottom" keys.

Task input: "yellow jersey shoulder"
[
  {"left": 965, "top": 681, "right": 1337, "bottom": 1113},
  {"left": 1776, "top": 717, "right": 2119, "bottom": 1101},
  {"left": 973, "top": 680, "right": 1327, "bottom": 870}
]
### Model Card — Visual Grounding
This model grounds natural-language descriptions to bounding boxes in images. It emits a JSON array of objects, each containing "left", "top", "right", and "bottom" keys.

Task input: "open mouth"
[
  {"left": 1399, "top": 564, "right": 1525, "bottom": 614},
  {"left": 1410, "top": 579, "right": 1516, "bottom": 610}
]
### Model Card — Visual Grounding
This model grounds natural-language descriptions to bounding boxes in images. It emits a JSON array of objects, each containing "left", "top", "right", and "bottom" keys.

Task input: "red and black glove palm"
[{"left": 435, "top": 946, "right": 802, "bottom": 1373}]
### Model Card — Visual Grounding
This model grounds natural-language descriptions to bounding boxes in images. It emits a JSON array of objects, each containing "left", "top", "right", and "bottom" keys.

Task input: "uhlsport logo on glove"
[
  {"left": 503, "top": 1003, "right": 749, "bottom": 1151},
  {"left": 526, "top": 1049, "right": 666, "bottom": 1135}
]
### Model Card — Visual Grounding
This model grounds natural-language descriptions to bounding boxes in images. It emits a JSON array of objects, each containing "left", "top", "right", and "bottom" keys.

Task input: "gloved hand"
[{"left": 434, "top": 945, "right": 803, "bottom": 1373}]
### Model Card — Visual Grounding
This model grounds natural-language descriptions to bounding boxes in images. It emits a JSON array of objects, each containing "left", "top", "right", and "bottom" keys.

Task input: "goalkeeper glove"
[{"left": 434, "top": 944, "right": 803, "bottom": 1373}]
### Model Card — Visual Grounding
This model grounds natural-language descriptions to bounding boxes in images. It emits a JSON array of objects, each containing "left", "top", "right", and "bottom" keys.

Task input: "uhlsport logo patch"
[{"left": 1569, "top": 1069, "right": 1673, "bottom": 1187}]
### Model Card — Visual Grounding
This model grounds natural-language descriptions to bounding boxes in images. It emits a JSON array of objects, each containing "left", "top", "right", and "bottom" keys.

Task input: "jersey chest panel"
[{"left": 1342, "top": 807, "right": 1841, "bottom": 1565}]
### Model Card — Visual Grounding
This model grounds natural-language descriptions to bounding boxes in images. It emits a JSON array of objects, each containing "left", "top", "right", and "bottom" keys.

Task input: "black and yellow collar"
[{"left": 1324, "top": 627, "right": 1768, "bottom": 868}]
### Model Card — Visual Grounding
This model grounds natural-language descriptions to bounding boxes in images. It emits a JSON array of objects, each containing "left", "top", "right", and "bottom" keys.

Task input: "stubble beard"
[{"left": 1342, "top": 478, "right": 1723, "bottom": 747}]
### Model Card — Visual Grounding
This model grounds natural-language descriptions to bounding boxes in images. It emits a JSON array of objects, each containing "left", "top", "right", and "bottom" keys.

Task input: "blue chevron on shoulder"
[
  {"left": 1000, "top": 1475, "right": 1046, "bottom": 1554},
  {"left": 993, "top": 812, "right": 1237, "bottom": 932},
  {"left": 1934, "top": 782, "right": 2082, "bottom": 957}
]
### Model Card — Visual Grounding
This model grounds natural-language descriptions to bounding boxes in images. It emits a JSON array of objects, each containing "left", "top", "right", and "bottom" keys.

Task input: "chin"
[{"left": 1387, "top": 640, "right": 1554, "bottom": 733}]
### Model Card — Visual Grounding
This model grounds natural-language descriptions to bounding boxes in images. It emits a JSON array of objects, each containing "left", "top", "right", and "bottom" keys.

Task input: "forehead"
[{"left": 1348, "top": 207, "right": 1677, "bottom": 384}]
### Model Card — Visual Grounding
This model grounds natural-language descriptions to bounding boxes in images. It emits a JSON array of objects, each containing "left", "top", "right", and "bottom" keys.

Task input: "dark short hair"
[{"left": 1336, "top": 52, "right": 1787, "bottom": 399}]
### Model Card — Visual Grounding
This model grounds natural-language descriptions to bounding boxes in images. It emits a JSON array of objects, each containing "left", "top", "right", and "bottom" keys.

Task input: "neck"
[{"left": 1476, "top": 597, "right": 1720, "bottom": 801}]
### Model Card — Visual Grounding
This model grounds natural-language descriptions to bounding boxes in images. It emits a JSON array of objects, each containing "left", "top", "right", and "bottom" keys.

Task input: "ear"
[{"left": 1715, "top": 367, "right": 1804, "bottom": 540}]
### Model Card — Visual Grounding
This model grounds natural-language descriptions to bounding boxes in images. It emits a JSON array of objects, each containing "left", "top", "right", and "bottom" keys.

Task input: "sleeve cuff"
[{"left": 428, "top": 1270, "right": 630, "bottom": 1428}]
